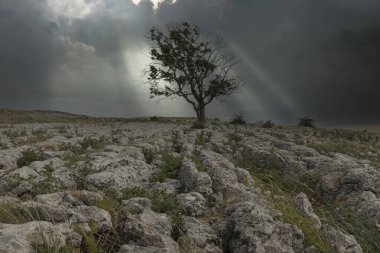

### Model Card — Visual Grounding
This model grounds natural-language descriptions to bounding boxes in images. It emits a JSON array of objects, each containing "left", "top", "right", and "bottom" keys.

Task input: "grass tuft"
[
  {"left": 151, "top": 152, "right": 182, "bottom": 182},
  {"left": 17, "top": 148, "right": 47, "bottom": 168}
]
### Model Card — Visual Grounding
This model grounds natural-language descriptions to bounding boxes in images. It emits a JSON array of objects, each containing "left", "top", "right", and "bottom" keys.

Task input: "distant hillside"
[
  {"left": 0, "top": 108, "right": 199, "bottom": 124},
  {"left": 0, "top": 108, "right": 114, "bottom": 124}
]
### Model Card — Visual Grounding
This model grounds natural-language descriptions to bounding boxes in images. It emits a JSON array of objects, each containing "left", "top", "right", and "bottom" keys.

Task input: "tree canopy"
[{"left": 146, "top": 22, "right": 241, "bottom": 122}]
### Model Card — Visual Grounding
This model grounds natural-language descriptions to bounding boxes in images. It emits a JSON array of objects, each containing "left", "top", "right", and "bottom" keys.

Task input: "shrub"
[
  {"left": 142, "top": 148, "right": 156, "bottom": 164},
  {"left": 17, "top": 148, "right": 46, "bottom": 168},
  {"left": 75, "top": 161, "right": 95, "bottom": 190},
  {"left": 150, "top": 116, "right": 160, "bottom": 121},
  {"left": 151, "top": 152, "right": 182, "bottom": 182},
  {"left": 191, "top": 156, "right": 208, "bottom": 172},
  {"left": 298, "top": 117, "right": 315, "bottom": 128},
  {"left": 205, "top": 194, "right": 217, "bottom": 208},
  {"left": 262, "top": 120, "right": 275, "bottom": 128},
  {"left": 35, "top": 163, "right": 65, "bottom": 194},
  {"left": 195, "top": 131, "right": 211, "bottom": 147},
  {"left": 230, "top": 113, "right": 246, "bottom": 125},
  {"left": 79, "top": 136, "right": 107, "bottom": 151},
  {"left": 119, "top": 187, "right": 150, "bottom": 200},
  {"left": 191, "top": 121, "right": 206, "bottom": 129},
  {"left": 74, "top": 220, "right": 98, "bottom": 253},
  {"left": 62, "top": 151, "right": 86, "bottom": 167}
]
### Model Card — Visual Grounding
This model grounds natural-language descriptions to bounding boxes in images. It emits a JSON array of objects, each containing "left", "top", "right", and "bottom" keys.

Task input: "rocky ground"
[{"left": 0, "top": 118, "right": 379, "bottom": 253}]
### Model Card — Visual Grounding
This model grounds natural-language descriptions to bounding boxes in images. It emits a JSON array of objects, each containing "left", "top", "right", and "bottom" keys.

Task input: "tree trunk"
[{"left": 199, "top": 105, "right": 206, "bottom": 122}]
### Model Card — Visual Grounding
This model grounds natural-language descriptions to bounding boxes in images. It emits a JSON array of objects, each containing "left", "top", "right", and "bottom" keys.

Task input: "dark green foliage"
[
  {"left": 205, "top": 194, "right": 217, "bottom": 208},
  {"left": 262, "top": 120, "right": 275, "bottom": 128},
  {"left": 107, "top": 187, "right": 184, "bottom": 241},
  {"left": 171, "top": 130, "right": 182, "bottom": 152},
  {"left": 230, "top": 113, "right": 246, "bottom": 125},
  {"left": 298, "top": 117, "right": 315, "bottom": 128},
  {"left": 35, "top": 163, "right": 65, "bottom": 194},
  {"left": 191, "top": 121, "right": 207, "bottom": 129},
  {"left": 191, "top": 156, "right": 208, "bottom": 172},
  {"left": 142, "top": 148, "right": 156, "bottom": 164},
  {"left": 331, "top": 206, "right": 380, "bottom": 252},
  {"left": 75, "top": 161, "right": 95, "bottom": 190},
  {"left": 31, "top": 128, "right": 47, "bottom": 136},
  {"left": 315, "top": 128, "right": 378, "bottom": 144},
  {"left": 195, "top": 131, "right": 211, "bottom": 147},
  {"left": 150, "top": 116, "right": 160, "bottom": 121},
  {"left": 119, "top": 187, "right": 150, "bottom": 200},
  {"left": 0, "top": 203, "right": 47, "bottom": 224},
  {"left": 147, "top": 22, "right": 241, "bottom": 122},
  {"left": 228, "top": 132, "right": 242, "bottom": 143},
  {"left": 149, "top": 191, "right": 184, "bottom": 240},
  {"left": 74, "top": 220, "right": 98, "bottom": 253},
  {"left": 79, "top": 136, "right": 107, "bottom": 151},
  {"left": 62, "top": 151, "right": 86, "bottom": 167},
  {"left": 236, "top": 155, "right": 380, "bottom": 252},
  {"left": 151, "top": 152, "right": 182, "bottom": 182},
  {"left": 17, "top": 148, "right": 46, "bottom": 168}
]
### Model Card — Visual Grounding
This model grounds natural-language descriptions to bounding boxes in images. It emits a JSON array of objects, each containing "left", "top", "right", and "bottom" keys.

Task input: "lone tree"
[{"left": 146, "top": 22, "right": 241, "bottom": 122}]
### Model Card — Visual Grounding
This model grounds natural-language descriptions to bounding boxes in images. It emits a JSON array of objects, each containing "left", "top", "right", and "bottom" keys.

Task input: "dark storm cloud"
[
  {"left": 170, "top": 0, "right": 380, "bottom": 125},
  {"left": 0, "top": 0, "right": 65, "bottom": 108},
  {"left": 1, "top": 0, "right": 379, "bottom": 125}
]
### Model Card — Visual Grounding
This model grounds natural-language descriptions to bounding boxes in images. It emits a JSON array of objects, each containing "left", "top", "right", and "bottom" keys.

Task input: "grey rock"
[
  {"left": 0, "top": 221, "right": 76, "bottom": 253},
  {"left": 200, "top": 150, "right": 239, "bottom": 196},
  {"left": 179, "top": 159, "right": 213, "bottom": 194},
  {"left": 318, "top": 172, "right": 344, "bottom": 200},
  {"left": 152, "top": 179, "right": 182, "bottom": 194},
  {"left": 322, "top": 225, "right": 363, "bottom": 253},
  {"left": 118, "top": 245, "right": 165, "bottom": 253},
  {"left": 122, "top": 197, "right": 152, "bottom": 215},
  {"left": 294, "top": 192, "right": 322, "bottom": 229},
  {"left": 85, "top": 156, "right": 152, "bottom": 191},
  {"left": 233, "top": 167, "right": 254, "bottom": 187},
  {"left": 178, "top": 192, "right": 207, "bottom": 217},
  {"left": 20, "top": 192, "right": 112, "bottom": 229},
  {"left": 123, "top": 209, "right": 179, "bottom": 252},
  {"left": 223, "top": 201, "right": 304, "bottom": 253},
  {"left": 304, "top": 245, "right": 318, "bottom": 253},
  {"left": 180, "top": 216, "right": 222, "bottom": 253}
]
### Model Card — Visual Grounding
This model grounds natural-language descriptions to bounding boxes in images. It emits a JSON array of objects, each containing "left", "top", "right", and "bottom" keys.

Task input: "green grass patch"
[
  {"left": 17, "top": 148, "right": 47, "bottom": 168},
  {"left": 75, "top": 161, "right": 95, "bottom": 190},
  {"left": 34, "top": 163, "right": 66, "bottom": 194},
  {"left": 0, "top": 203, "right": 47, "bottom": 224},
  {"left": 237, "top": 157, "right": 380, "bottom": 252},
  {"left": 79, "top": 136, "right": 107, "bottom": 151},
  {"left": 324, "top": 206, "right": 380, "bottom": 253},
  {"left": 151, "top": 152, "right": 182, "bottom": 182},
  {"left": 311, "top": 142, "right": 372, "bottom": 158},
  {"left": 62, "top": 151, "right": 86, "bottom": 167},
  {"left": 105, "top": 187, "right": 184, "bottom": 241},
  {"left": 237, "top": 159, "right": 334, "bottom": 252},
  {"left": 191, "top": 156, "right": 208, "bottom": 172}
]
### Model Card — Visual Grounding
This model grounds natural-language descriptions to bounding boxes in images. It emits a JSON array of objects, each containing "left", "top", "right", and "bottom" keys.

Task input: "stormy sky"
[{"left": 1, "top": 0, "right": 380, "bottom": 126}]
